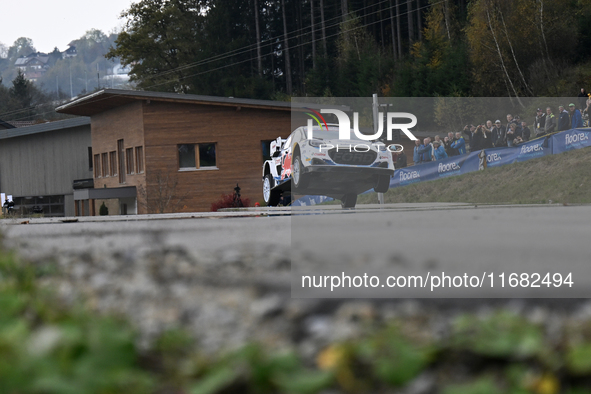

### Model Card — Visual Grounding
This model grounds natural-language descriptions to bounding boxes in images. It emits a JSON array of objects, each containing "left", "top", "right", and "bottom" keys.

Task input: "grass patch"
[{"left": 359, "top": 146, "right": 591, "bottom": 205}]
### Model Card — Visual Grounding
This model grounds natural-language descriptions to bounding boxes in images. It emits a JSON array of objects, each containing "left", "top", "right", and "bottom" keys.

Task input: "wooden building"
[{"left": 57, "top": 89, "right": 298, "bottom": 213}]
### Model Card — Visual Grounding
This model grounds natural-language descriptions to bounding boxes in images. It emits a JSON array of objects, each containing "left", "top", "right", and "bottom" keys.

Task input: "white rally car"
[{"left": 262, "top": 124, "right": 395, "bottom": 208}]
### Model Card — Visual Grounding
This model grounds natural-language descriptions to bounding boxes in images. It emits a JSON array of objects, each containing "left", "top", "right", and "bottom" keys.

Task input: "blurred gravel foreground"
[{"left": 3, "top": 207, "right": 591, "bottom": 393}]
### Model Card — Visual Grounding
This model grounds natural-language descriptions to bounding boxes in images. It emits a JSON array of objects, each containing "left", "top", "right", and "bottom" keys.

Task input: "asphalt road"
[{"left": 2, "top": 203, "right": 590, "bottom": 299}]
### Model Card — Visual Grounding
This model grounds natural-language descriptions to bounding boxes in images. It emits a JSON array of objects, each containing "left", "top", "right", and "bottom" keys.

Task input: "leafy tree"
[
  {"left": 7, "top": 37, "right": 35, "bottom": 59},
  {"left": 465, "top": 0, "right": 578, "bottom": 98},
  {"left": 107, "top": 0, "right": 207, "bottom": 93},
  {"left": 9, "top": 69, "right": 34, "bottom": 109},
  {"left": 0, "top": 70, "right": 52, "bottom": 122},
  {"left": 392, "top": 0, "right": 470, "bottom": 97},
  {"left": 0, "top": 41, "right": 7, "bottom": 59}
]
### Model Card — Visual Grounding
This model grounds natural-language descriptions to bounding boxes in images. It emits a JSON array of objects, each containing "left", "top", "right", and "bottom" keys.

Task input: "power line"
[
  {"left": 138, "top": 0, "right": 416, "bottom": 82},
  {"left": 0, "top": 0, "right": 437, "bottom": 121},
  {"left": 144, "top": 1, "right": 439, "bottom": 90}
]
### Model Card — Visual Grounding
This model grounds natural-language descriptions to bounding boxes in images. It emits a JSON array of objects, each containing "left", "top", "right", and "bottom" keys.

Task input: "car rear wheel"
[
  {"left": 341, "top": 193, "right": 357, "bottom": 209},
  {"left": 263, "top": 174, "right": 280, "bottom": 206},
  {"left": 374, "top": 174, "right": 391, "bottom": 193}
]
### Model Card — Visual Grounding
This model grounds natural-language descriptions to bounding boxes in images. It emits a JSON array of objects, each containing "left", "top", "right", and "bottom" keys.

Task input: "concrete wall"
[{"left": 0, "top": 123, "right": 92, "bottom": 209}]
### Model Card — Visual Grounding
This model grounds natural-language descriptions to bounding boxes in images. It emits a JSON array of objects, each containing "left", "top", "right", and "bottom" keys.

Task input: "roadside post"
[{"left": 373, "top": 93, "right": 385, "bottom": 205}]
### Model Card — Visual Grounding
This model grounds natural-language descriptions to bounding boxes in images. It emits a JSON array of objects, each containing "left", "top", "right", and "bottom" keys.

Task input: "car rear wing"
[{"left": 270, "top": 137, "right": 286, "bottom": 157}]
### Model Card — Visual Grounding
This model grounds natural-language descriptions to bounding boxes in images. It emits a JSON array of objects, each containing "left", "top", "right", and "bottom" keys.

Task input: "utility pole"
[
  {"left": 373, "top": 93, "right": 385, "bottom": 205},
  {"left": 69, "top": 62, "right": 73, "bottom": 98}
]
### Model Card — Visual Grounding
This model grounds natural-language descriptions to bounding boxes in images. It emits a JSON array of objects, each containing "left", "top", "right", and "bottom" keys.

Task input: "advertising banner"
[{"left": 552, "top": 128, "right": 591, "bottom": 154}]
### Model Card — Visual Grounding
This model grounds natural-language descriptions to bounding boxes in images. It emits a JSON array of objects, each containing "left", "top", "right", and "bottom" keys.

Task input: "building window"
[
  {"left": 117, "top": 139, "right": 125, "bottom": 184},
  {"left": 135, "top": 146, "right": 144, "bottom": 173},
  {"left": 126, "top": 148, "right": 134, "bottom": 174},
  {"left": 178, "top": 144, "right": 196, "bottom": 169},
  {"left": 101, "top": 153, "right": 108, "bottom": 177},
  {"left": 94, "top": 154, "right": 101, "bottom": 177},
  {"left": 88, "top": 147, "right": 93, "bottom": 170},
  {"left": 261, "top": 140, "right": 273, "bottom": 162},
  {"left": 178, "top": 143, "right": 217, "bottom": 170},
  {"left": 198, "top": 143, "right": 217, "bottom": 168},
  {"left": 109, "top": 151, "right": 117, "bottom": 176}
]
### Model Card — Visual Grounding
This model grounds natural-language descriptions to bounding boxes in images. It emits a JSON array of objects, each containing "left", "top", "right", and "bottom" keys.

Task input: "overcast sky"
[{"left": 0, "top": 0, "right": 135, "bottom": 53}]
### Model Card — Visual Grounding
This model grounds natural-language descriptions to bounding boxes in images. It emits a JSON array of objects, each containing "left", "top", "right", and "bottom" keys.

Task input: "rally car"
[{"left": 262, "top": 124, "right": 395, "bottom": 208}]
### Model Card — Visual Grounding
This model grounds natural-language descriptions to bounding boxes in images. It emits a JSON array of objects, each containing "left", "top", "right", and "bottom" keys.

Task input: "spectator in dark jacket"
[
  {"left": 463, "top": 125, "right": 475, "bottom": 151},
  {"left": 543, "top": 107, "right": 556, "bottom": 136},
  {"left": 506, "top": 123, "right": 518, "bottom": 147},
  {"left": 444, "top": 136, "right": 456, "bottom": 156},
  {"left": 578, "top": 88, "right": 587, "bottom": 110},
  {"left": 558, "top": 105, "right": 570, "bottom": 131},
  {"left": 520, "top": 121, "right": 531, "bottom": 141},
  {"left": 396, "top": 151, "right": 407, "bottom": 168},
  {"left": 534, "top": 108, "right": 546, "bottom": 136},
  {"left": 471, "top": 126, "right": 485, "bottom": 151},
  {"left": 492, "top": 120, "right": 506, "bottom": 147}
]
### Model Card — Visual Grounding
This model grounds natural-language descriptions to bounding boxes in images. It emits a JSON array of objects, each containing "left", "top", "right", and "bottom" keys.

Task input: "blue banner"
[
  {"left": 551, "top": 128, "right": 591, "bottom": 154},
  {"left": 294, "top": 128, "right": 590, "bottom": 205},
  {"left": 391, "top": 151, "right": 481, "bottom": 188}
]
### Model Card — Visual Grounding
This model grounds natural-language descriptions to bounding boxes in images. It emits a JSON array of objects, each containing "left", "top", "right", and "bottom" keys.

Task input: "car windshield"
[{"left": 310, "top": 128, "right": 373, "bottom": 142}]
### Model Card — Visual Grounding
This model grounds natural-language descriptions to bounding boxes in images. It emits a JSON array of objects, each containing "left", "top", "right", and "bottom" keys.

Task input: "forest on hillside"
[
  {"left": 108, "top": 0, "right": 591, "bottom": 100},
  {"left": 2, "top": 0, "right": 591, "bottom": 123}
]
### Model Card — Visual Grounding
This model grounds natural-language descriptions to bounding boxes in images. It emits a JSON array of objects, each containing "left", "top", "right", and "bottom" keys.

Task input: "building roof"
[
  {"left": 0, "top": 117, "right": 90, "bottom": 140},
  {"left": 0, "top": 118, "right": 16, "bottom": 130},
  {"left": 7, "top": 120, "right": 36, "bottom": 128},
  {"left": 56, "top": 89, "right": 296, "bottom": 116},
  {"left": 14, "top": 52, "right": 49, "bottom": 66}
]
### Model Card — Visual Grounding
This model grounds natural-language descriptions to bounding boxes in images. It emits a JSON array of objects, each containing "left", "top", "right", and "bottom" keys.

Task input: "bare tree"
[
  {"left": 254, "top": 0, "right": 262, "bottom": 76},
  {"left": 407, "top": 0, "right": 414, "bottom": 52},
  {"left": 137, "top": 170, "right": 187, "bottom": 214},
  {"left": 484, "top": 3, "right": 524, "bottom": 107},
  {"left": 389, "top": 0, "right": 397, "bottom": 60},
  {"left": 281, "top": 0, "right": 292, "bottom": 95},
  {"left": 396, "top": 0, "right": 402, "bottom": 57},
  {"left": 311, "top": 0, "right": 317, "bottom": 68},
  {"left": 417, "top": 0, "right": 423, "bottom": 41},
  {"left": 320, "top": 0, "right": 327, "bottom": 56},
  {"left": 498, "top": 8, "right": 533, "bottom": 95}
]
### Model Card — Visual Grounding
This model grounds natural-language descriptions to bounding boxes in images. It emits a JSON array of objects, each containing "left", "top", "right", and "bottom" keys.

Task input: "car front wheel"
[
  {"left": 374, "top": 174, "right": 390, "bottom": 193},
  {"left": 341, "top": 193, "right": 357, "bottom": 209}
]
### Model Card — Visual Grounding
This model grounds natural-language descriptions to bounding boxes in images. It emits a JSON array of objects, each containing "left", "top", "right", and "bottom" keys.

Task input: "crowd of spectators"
[{"left": 411, "top": 101, "right": 587, "bottom": 165}]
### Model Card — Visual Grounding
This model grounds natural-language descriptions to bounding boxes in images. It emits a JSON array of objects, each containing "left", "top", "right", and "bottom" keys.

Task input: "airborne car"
[{"left": 262, "top": 124, "right": 395, "bottom": 208}]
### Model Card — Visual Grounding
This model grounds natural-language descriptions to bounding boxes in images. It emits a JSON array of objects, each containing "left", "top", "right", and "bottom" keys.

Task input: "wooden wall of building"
[
  {"left": 91, "top": 101, "right": 147, "bottom": 210},
  {"left": 142, "top": 101, "right": 293, "bottom": 212}
]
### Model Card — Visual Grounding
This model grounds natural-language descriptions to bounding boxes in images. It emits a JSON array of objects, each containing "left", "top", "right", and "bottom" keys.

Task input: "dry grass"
[{"left": 359, "top": 146, "right": 591, "bottom": 204}]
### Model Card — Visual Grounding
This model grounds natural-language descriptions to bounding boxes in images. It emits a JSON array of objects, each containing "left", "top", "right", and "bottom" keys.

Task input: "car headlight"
[{"left": 308, "top": 139, "right": 324, "bottom": 148}]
